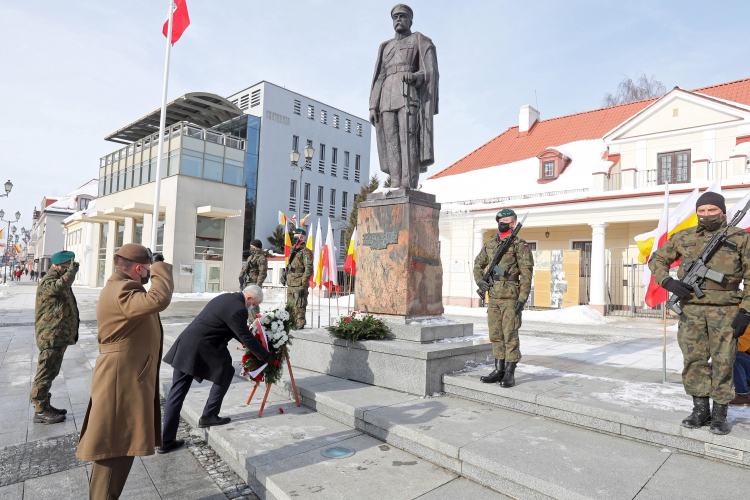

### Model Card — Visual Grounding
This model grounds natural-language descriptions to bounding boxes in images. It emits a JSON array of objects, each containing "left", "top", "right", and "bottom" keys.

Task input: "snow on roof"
[
  {"left": 45, "top": 179, "right": 98, "bottom": 213},
  {"left": 62, "top": 198, "right": 97, "bottom": 224},
  {"left": 430, "top": 77, "right": 750, "bottom": 181},
  {"left": 422, "top": 139, "right": 610, "bottom": 207}
]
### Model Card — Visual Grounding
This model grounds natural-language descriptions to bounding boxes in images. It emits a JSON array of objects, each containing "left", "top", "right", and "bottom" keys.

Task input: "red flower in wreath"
[
  {"left": 273, "top": 359, "right": 280, "bottom": 366},
  {"left": 376, "top": 321, "right": 380, "bottom": 325},
  {"left": 241, "top": 355, "right": 249, "bottom": 363},
  {"left": 345, "top": 317, "right": 350, "bottom": 322},
  {"left": 257, "top": 313, "right": 262, "bottom": 318},
  {"left": 254, "top": 374, "right": 263, "bottom": 381},
  {"left": 255, "top": 333, "right": 261, "bottom": 340}
]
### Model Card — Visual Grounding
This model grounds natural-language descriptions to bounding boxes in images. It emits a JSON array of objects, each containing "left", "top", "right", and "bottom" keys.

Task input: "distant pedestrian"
[
  {"left": 76, "top": 244, "right": 173, "bottom": 500},
  {"left": 731, "top": 329, "right": 750, "bottom": 406},
  {"left": 30, "top": 270, "right": 35, "bottom": 280},
  {"left": 30, "top": 251, "right": 79, "bottom": 424}
]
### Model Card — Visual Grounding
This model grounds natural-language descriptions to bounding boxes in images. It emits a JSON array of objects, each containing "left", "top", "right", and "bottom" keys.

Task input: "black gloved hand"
[
  {"left": 151, "top": 252, "right": 165, "bottom": 264},
  {"left": 477, "top": 280, "right": 491, "bottom": 292},
  {"left": 661, "top": 277, "right": 693, "bottom": 299},
  {"left": 296, "top": 289, "right": 306, "bottom": 299},
  {"left": 70, "top": 261, "right": 80, "bottom": 272},
  {"left": 514, "top": 300, "right": 524, "bottom": 315},
  {"left": 731, "top": 309, "right": 750, "bottom": 339}
]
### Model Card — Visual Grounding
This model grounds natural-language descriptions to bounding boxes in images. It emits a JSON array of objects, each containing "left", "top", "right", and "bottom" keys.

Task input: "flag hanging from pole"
[
  {"left": 278, "top": 211, "right": 288, "bottom": 226},
  {"left": 163, "top": 0, "right": 191, "bottom": 45},
  {"left": 320, "top": 218, "right": 339, "bottom": 293},
  {"left": 284, "top": 225, "right": 292, "bottom": 265},
  {"left": 300, "top": 214, "right": 311, "bottom": 227},
  {"left": 344, "top": 229, "right": 357, "bottom": 276},
  {"left": 305, "top": 219, "right": 314, "bottom": 253},
  {"left": 311, "top": 219, "right": 323, "bottom": 289},
  {"left": 644, "top": 184, "right": 670, "bottom": 307}
]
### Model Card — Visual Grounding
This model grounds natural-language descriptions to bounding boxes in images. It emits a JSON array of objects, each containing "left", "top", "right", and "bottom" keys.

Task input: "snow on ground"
[
  {"left": 170, "top": 291, "right": 229, "bottom": 301},
  {"left": 444, "top": 304, "right": 615, "bottom": 325}
]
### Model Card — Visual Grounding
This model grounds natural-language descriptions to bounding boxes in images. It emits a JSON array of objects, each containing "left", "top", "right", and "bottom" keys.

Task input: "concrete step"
[
  {"left": 443, "top": 367, "right": 750, "bottom": 468},
  {"left": 261, "top": 366, "right": 750, "bottom": 500}
]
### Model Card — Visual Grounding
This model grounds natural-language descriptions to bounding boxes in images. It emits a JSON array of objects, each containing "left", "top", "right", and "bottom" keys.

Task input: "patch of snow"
[
  {"left": 667, "top": 323, "right": 678, "bottom": 332},
  {"left": 171, "top": 291, "right": 229, "bottom": 301},
  {"left": 444, "top": 304, "right": 615, "bottom": 325},
  {"left": 407, "top": 316, "right": 456, "bottom": 325}
]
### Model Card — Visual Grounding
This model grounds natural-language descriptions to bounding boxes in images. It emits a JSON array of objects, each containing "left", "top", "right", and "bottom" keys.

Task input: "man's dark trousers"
[{"left": 162, "top": 368, "right": 230, "bottom": 442}]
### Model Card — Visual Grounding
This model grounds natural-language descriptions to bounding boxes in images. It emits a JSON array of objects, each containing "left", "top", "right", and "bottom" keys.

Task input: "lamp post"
[
  {"left": 289, "top": 145, "right": 315, "bottom": 225},
  {"left": 0, "top": 209, "right": 20, "bottom": 283}
]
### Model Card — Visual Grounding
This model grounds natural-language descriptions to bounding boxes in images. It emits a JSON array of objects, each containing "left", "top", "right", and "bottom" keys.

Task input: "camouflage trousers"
[
  {"left": 287, "top": 286, "right": 308, "bottom": 329},
  {"left": 488, "top": 300, "right": 521, "bottom": 362},
  {"left": 678, "top": 303, "right": 738, "bottom": 405},
  {"left": 30, "top": 346, "right": 67, "bottom": 412}
]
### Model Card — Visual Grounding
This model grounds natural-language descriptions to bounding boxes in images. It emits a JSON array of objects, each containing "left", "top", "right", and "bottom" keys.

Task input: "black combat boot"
[
  {"left": 33, "top": 408, "right": 66, "bottom": 424},
  {"left": 500, "top": 362, "right": 517, "bottom": 388},
  {"left": 681, "top": 396, "right": 711, "bottom": 429},
  {"left": 710, "top": 402, "right": 730, "bottom": 435},
  {"left": 480, "top": 359, "right": 505, "bottom": 383},
  {"left": 47, "top": 393, "right": 67, "bottom": 415}
]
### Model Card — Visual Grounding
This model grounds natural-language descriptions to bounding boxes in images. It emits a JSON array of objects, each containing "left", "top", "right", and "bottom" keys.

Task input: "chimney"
[{"left": 519, "top": 105, "right": 540, "bottom": 133}]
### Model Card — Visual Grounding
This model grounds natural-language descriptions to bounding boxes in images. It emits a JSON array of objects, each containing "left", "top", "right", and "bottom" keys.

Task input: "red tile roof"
[{"left": 429, "top": 77, "right": 750, "bottom": 180}]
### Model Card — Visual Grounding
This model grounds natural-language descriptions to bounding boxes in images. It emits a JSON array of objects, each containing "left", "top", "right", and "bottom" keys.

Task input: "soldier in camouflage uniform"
[
  {"left": 649, "top": 192, "right": 750, "bottom": 435},
  {"left": 239, "top": 239, "right": 268, "bottom": 319},
  {"left": 283, "top": 229, "right": 314, "bottom": 329},
  {"left": 474, "top": 209, "right": 534, "bottom": 388},
  {"left": 31, "top": 250, "right": 79, "bottom": 424}
]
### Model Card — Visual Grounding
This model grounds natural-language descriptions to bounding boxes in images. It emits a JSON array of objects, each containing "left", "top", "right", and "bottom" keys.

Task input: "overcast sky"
[{"left": 2, "top": 0, "right": 749, "bottom": 234}]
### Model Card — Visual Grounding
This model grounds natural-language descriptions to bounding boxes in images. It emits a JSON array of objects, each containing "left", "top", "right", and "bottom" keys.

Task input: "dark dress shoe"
[
  {"left": 157, "top": 439, "right": 185, "bottom": 454},
  {"left": 48, "top": 404, "right": 67, "bottom": 415},
  {"left": 198, "top": 415, "right": 231, "bottom": 428},
  {"left": 33, "top": 409, "right": 66, "bottom": 424}
]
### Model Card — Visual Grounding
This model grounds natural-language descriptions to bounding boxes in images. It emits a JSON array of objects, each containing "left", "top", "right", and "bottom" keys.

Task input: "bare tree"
[{"left": 602, "top": 72, "right": 666, "bottom": 107}]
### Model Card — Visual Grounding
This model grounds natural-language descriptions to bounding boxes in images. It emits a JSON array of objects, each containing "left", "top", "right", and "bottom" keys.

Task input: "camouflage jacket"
[
  {"left": 473, "top": 233, "right": 534, "bottom": 302},
  {"left": 239, "top": 249, "right": 268, "bottom": 286},
  {"left": 286, "top": 245, "right": 314, "bottom": 288},
  {"left": 35, "top": 266, "right": 80, "bottom": 349},
  {"left": 649, "top": 221, "right": 750, "bottom": 308}
]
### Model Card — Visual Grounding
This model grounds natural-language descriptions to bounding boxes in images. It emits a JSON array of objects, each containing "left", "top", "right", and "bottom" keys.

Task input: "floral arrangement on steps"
[
  {"left": 327, "top": 311, "right": 391, "bottom": 342},
  {"left": 240, "top": 301, "right": 296, "bottom": 385}
]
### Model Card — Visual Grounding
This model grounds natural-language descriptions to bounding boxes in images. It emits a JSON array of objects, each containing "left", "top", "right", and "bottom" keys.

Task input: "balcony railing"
[{"left": 707, "top": 160, "right": 731, "bottom": 181}]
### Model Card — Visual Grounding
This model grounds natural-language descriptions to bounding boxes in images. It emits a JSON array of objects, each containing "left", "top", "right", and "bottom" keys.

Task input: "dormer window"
[
  {"left": 537, "top": 148, "right": 571, "bottom": 183},
  {"left": 78, "top": 197, "right": 91, "bottom": 210},
  {"left": 543, "top": 161, "right": 555, "bottom": 178}
]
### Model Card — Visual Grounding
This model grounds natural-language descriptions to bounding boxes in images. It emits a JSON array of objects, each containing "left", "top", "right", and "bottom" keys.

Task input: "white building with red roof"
[{"left": 423, "top": 77, "right": 750, "bottom": 314}]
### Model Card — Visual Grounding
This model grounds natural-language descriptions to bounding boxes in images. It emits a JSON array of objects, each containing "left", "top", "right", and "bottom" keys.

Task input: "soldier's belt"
[
  {"left": 385, "top": 64, "right": 415, "bottom": 76},
  {"left": 99, "top": 338, "right": 130, "bottom": 354},
  {"left": 700, "top": 280, "right": 741, "bottom": 291},
  {"left": 493, "top": 274, "right": 520, "bottom": 282}
]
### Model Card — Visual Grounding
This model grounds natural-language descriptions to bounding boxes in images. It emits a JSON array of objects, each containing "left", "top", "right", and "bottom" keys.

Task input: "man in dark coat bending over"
[{"left": 159, "top": 285, "right": 269, "bottom": 453}]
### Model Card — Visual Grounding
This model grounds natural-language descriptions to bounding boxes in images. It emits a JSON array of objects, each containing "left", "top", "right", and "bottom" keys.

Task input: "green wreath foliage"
[{"left": 327, "top": 311, "right": 390, "bottom": 342}]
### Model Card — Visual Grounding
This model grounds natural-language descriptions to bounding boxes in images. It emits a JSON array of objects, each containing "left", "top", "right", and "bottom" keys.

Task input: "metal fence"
[{"left": 606, "top": 259, "right": 678, "bottom": 318}]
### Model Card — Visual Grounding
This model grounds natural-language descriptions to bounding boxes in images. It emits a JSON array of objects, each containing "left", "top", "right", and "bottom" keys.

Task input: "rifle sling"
[{"left": 700, "top": 280, "right": 741, "bottom": 291}]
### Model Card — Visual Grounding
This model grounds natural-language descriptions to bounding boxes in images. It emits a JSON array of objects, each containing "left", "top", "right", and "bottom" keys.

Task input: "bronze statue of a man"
[{"left": 369, "top": 4, "right": 439, "bottom": 190}]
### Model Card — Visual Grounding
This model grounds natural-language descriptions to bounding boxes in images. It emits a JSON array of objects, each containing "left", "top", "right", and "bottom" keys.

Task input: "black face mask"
[
  {"left": 698, "top": 214, "right": 724, "bottom": 232},
  {"left": 140, "top": 269, "right": 151, "bottom": 285},
  {"left": 498, "top": 222, "right": 511, "bottom": 233}
]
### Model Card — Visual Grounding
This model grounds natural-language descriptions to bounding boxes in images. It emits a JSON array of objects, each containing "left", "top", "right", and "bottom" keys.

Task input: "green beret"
[
  {"left": 51, "top": 251, "right": 75, "bottom": 265},
  {"left": 496, "top": 209, "right": 516, "bottom": 221},
  {"left": 292, "top": 228, "right": 307, "bottom": 237}
]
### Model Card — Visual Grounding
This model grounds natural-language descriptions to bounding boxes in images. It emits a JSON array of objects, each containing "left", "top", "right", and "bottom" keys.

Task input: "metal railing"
[
  {"left": 707, "top": 160, "right": 731, "bottom": 181},
  {"left": 448, "top": 188, "right": 589, "bottom": 207},
  {"left": 606, "top": 173, "right": 622, "bottom": 191},
  {"left": 206, "top": 131, "right": 224, "bottom": 145},
  {"left": 606, "top": 259, "right": 679, "bottom": 318}
]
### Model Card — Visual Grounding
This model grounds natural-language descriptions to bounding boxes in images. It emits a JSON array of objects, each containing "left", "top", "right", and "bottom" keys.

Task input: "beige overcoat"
[{"left": 76, "top": 263, "right": 173, "bottom": 461}]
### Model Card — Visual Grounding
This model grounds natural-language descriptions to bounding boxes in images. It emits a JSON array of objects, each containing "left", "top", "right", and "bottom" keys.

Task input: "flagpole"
[
  {"left": 662, "top": 304, "right": 667, "bottom": 384},
  {"left": 151, "top": 0, "right": 175, "bottom": 252}
]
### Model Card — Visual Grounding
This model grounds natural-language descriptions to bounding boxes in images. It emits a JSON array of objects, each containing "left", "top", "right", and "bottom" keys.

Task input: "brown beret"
[{"left": 115, "top": 243, "right": 151, "bottom": 265}]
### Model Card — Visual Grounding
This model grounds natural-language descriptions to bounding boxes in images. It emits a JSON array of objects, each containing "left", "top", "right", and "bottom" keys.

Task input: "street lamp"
[
  {"left": 289, "top": 146, "right": 315, "bottom": 226},
  {"left": 0, "top": 180, "right": 12, "bottom": 198},
  {"left": 0, "top": 209, "right": 19, "bottom": 283}
]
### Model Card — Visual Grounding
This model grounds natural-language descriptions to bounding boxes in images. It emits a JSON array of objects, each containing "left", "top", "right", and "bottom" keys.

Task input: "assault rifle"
[
  {"left": 280, "top": 246, "right": 302, "bottom": 286},
  {"left": 666, "top": 198, "right": 750, "bottom": 315},
  {"left": 476, "top": 212, "right": 528, "bottom": 298}
]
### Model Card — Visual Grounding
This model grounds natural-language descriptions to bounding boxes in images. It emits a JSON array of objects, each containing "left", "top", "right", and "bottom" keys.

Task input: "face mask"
[
  {"left": 498, "top": 222, "right": 511, "bottom": 233},
  {"left": 698, "top": 214, "right": 723, "bottom": 231},
  {"left": 140, "top": 268, "right": 151, "bottom": 285}
]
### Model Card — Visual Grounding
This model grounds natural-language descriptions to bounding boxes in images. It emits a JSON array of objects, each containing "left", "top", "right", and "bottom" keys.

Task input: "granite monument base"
[
  {"left": 379, "top": 316, "right": 474, "bottom": 343},
  {"left": 355, "top": 188, "right": 444, "bottom": 319}
]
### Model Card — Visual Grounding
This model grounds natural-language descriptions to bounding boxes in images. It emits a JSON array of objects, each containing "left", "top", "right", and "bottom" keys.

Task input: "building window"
[
  {"left": 342, "top": 191, "right": 348, "bottom": 217},
  {"left": 290, "top": 179, "right": 297, "bottom": 211},
  {"left": 333, "top": 115, "right": 339, "bottom": 128},
  {"left": 303, "top": 182, "right": 311, "bottom": 213},
  {"left": 97, "top": 223, "right": 108, "bottom": 288},
  {"left": 306, "top": 140, "right": 313, "bottom": 170},
  {"left": 317, "top": 186, "right": 324, "bottom": 216},
  {"left": 155, "top": 215, "right": 165, "bottom": 253},
  {"left": 331, "top": 147, "right": 338, "bottom": 177},
  {"left": 355, "top": 154, "right": 361, "bottom": 183},
  {"left": 292, "top": 135, "right": 299, "bottom": 151},
  {"left": 78, "top": 198, "right": 90, "bottom": 211},
  {"left": 345, "top": 119, "right": 351, "bottom": 133},
  {"left": 329, "top": 189, "right": 336, "bottom": 217},
  {"left": 195, "top": 216, "right": 225, "bottom": 262},
  {"left": 356, "top": 123, "right": 363, "bottom": 136},
  {"left": 114, "top": 222, "right": 125, "bottom": 262},
  {"left": 319, "top": 144, "right": 326, "bottom": 174},
  {"left": 657, "top": 150, "right": 691, "bottom": 184},
  {"left": 321, "top": 109, "right": 327, "bottom": 124},
  {"left": 543, "top": 161, "right": 555, "bottom": 178},
  {"left": 251, "top": 89, "right": 261, "bottom": 107},
  {"left": 294, "top": 99, "right": 301, "bottom": 115},
  {"left": 133, "top": 220, "right": 143, "bottom": 245},
  {"left": 308, "top": 104, "right": 314, "bottom": 120},
  {"left": 343, "top": 151, "right": 350, "bottom": 180},
  {"left": 572, "top": 241, "right": 592, "bottom": 277}
]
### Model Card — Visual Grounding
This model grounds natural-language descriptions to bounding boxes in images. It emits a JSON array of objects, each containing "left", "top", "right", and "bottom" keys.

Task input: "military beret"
[
  {"left": 495, "top": 209, "right": 516, "bottom": 221},
  {"left": 250, "top": 239, "right": 262, "bottom": 249},
  {"left": 51, "top": 251, "right": 75, "bottom": 265},
  {"left": 115, "top": 243, "right": 151, "bottom": 265},
  {"left": 292, "top": 228, "right": 307, "bottom": 237},
  {"left": 696, "top": 191, "right": 726, "bottom": 214},
  {"left": 391, "top": 3, "right": 413, "bottom": 19}
]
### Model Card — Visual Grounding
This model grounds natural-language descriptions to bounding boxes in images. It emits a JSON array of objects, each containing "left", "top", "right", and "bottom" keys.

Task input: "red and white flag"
[
  {"left": 163, "top": 0, "right": 191, "bottom": 45},
  {"left": 319, "top": 218, "right": 339, "bottom": 293},
  {"left": 644, "top": 184, "right": 670, "bottom": 307}
]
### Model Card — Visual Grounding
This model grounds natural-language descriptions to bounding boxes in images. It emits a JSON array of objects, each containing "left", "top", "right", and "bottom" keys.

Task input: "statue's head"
[{"left": 391, "top": 4, "right": 413, "bottom": 33}]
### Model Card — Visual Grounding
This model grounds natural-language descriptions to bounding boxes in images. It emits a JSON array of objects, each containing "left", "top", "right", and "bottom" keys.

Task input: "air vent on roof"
[
  {"left": 345, "top": 119, "right": 351, "bottom": 133},
  {"left": 321, "top": 109, "right": 327, "bottom": 125},
  {"left": 333, "top": 115, "right": 339, "bottom": 128},
  {"left": 308, "top": 105, "right": 314, "bottom": 120},
  {"left": 239, "top": 94, "right": 250, "bottom": 110},
  {"left": 294, "top": 100, "right": 301, "bottom": 115},
  {"left": 356, "top": 123, "right": 363, "bottom": 136},
  {"left": 231, "top": 99, "right": 239, "bottom": 107},
  {"left": 251, "top": 89, "right": 261, "bottom": 107}
]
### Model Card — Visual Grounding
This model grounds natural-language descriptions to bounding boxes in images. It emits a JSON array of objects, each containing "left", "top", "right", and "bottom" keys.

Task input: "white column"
[
  {"left": 472, "top": 226, "right": 485, "bottom": 307},
  {"left": 588, "top": 222, "right": 609, "bottom": 314}
]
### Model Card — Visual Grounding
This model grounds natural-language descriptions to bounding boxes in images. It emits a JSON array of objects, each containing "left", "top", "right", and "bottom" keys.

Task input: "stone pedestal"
[{"left": 356, "top": 188, "right": 444, "bottom": 318}]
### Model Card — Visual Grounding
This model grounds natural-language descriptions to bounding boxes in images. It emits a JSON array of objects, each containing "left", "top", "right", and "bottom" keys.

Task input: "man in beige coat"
[{"left": 76, "top": 243, "right": 173, "bottom": 499}]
